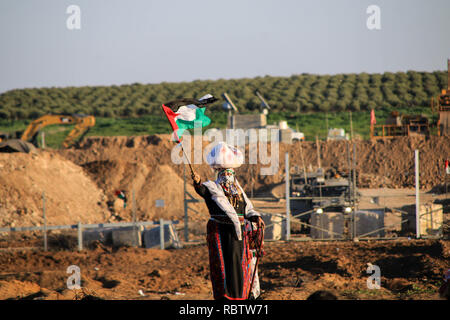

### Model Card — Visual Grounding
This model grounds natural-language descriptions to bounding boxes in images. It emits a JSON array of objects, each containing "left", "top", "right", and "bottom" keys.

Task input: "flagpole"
[{"left": 180, "top": 141, "right": 195, "bottom": 176}]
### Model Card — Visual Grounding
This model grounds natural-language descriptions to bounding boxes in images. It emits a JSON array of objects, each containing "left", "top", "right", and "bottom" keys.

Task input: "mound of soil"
[
  {"left": 0, "top": 151, "right": 110, "bottom": 228},
  {"left": 81, "top": 161, "right": 208, "bottom": 222},
  {"left": 60, "top": 134, "right": 450, "bottom": 194}
]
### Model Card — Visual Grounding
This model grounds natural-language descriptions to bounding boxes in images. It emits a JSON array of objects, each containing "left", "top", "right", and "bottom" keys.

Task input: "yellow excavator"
[
  {"left": 0, "top": 114, "right": 95, "bottom": 152},
  {"left": 20, "top": 114, "right": 95, "bottom": 148}
]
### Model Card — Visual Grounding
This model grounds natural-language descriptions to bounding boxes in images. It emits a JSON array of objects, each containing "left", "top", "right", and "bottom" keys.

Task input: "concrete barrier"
[
  {"left": 260, "top": 212, "right": 286, "bottom": 240},
  {"left": 419, "top": 203, "right": 443, "bottom": 236},
  {"left": 142, "top": 223, "right": 181, "bottom": 249},
  {"left": 400, "top": 203, "right": 444, "bottom": 236},
  {"left": 112, "top": 226, "right": 142, "bottom": 247},
  {"left": 350, "top": 210, "right": 384, "bottom": 238},
  {"left": 82, "top": 227, "right": 114, "bottom": 247},
  {"left": 382, "top": 210, "right": 403, "bottom": 235},
  {"left": 310, "top": 212, "right": 344, "bottom": 239}
]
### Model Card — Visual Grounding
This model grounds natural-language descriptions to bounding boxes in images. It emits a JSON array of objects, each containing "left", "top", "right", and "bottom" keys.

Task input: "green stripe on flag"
[{"left": 175, "top": 107, "right": 211, "bottom": 137}]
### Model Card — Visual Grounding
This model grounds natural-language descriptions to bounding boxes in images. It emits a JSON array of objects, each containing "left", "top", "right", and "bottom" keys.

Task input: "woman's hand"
[
  {"left": 192, "top": 172, "right": 201, "bottom": 184},
  {"left": 251, "top": 216, "right": 265, "bottom": 229}
]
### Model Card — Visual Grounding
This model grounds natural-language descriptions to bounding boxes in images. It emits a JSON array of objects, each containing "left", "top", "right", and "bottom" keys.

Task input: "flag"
[
  {"left": 115, "top": 190, "right": 127, "bottom": 208},
  {"left": 370, "top": 109, "right": 376, "bottom": 125},
  {"left": 162, "top": 94, "right": 217, "bottom": 142}
]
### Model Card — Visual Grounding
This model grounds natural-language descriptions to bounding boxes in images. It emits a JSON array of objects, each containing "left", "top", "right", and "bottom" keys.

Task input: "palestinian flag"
[
  {"left": 115, "top": 190, "right": 127, "bottom": 208},
  {"left": 162, "top": 94, "right": 217, "bottom": 142}
]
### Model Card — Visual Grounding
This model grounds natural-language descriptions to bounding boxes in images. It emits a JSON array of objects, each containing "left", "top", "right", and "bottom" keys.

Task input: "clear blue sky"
[{"left": 0, "top": 0, "right": 449, "bottom": 93}]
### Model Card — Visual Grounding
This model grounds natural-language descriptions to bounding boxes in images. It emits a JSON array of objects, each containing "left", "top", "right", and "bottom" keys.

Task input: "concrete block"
[
  {"left": 401, "top": 203, "right": 444, "bottom": 236},
  {"left": 82, "top": 227, "right": 114, "bottom": 247},
  {"left": 260, "top": 212, "right": 286, "bottom": 240},
  {"left": 419, "top": 203, "right": 443, "bottom": 236},
  {"left": 408, "top": 203, "right": 444, "bottom": 236},
  {"left": 310, "top": 212, "right": 344, "bottom": 239},
  {"left": 111, "top": 226, "right": 142, "bottom": 247},
  {"left": 279, "top": 129, "right": 292, "bottom": 144},
  {"left": 382, "top": 210, "right": 403, "bottom": 234},
  {"left": 229, "top": 114, "right": 267, "bottom": 129},
  {"left": 142, "top": 223, "right": 182, "bottom": 249},
  {"left": 350, "top": 210, "right": 384, "bottom": 238}
]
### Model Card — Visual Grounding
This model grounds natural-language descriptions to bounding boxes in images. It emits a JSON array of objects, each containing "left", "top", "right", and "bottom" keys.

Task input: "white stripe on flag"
[{"left": 175, "top": 104, "right": 198, "bottom": 121}]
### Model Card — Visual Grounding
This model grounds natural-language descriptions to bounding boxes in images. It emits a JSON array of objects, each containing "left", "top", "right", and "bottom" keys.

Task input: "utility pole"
[
  {"left": 352, "top": 143, "right": 358, "bottom": 239},
  {"left": 183, "top": 164, "right": 189, "bottom": 242},
  {"left": 299, "top": 141, "right": 308, "bottom": 185},
  {"left": 415, "top": 150, "right": 420, "bottom": 239},
  {"left": 316, "top": 135, "right": 321, "bottom": 169},
  {"left": 285, "top": 152, "right": 290, "bottom": 241},
  {"left": 132, "top": 189, "right": 139, "bottom": 247}
]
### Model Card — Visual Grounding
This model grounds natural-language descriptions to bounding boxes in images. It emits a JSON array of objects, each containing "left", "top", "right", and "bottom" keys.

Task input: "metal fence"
[
  {"left": 183, "top": 149, "right": 446, "bottom": 242},
  {"left": 0, "top": 220, "right": 178, "bottom": 251},
  {"left": 0, "top": 148, "right": 446, "bottom": 252}
]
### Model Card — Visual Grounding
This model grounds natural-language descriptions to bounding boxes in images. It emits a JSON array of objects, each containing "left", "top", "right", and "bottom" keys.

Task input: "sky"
[{"left": 0, "top": 0, "right": 449, "bottom": 93}]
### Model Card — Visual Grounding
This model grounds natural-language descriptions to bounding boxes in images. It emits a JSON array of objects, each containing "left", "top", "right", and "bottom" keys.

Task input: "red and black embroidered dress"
[{"left": 194, "top": 181, "right": 257, "bottom": 300}]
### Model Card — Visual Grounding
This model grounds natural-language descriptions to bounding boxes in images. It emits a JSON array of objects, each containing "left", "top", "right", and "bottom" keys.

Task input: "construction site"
[
  {"left": 0, "top": 1, "right": 449, "bottom": 301},
  {"left": 0, "top": 126, "right": 449, "bottom": 300},
  {"left": 0, "top": 65, "right": 449, "bottom": 301}
]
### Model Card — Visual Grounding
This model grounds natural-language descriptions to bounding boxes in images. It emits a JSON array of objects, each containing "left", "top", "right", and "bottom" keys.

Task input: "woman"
[{"left": 192, "top": 168, "right": 265, "bottom": 300}]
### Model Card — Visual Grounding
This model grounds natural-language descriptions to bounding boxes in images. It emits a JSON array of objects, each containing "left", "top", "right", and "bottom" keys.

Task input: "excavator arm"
[
  {"left": 61, "top": 115, "right": 95, "bottom": 148},
  {"left": 20, "top": 114, "right": 95, "bottom": 148}
]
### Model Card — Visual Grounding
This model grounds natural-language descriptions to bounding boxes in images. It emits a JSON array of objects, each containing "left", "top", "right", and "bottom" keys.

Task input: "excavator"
[{"left": 0, "top": 114, "right": 95, "bottom": 152}]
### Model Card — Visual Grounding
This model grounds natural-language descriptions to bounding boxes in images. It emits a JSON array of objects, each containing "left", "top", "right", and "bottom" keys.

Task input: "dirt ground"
[
  {"left": 0, "top": 239, "right": 448, "bottom": 300},
  {"left": 0, "top": 135, "right": 449, "bottom": 300}
]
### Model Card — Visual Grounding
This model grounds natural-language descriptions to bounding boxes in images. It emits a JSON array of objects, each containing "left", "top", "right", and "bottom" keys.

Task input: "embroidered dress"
[{"left": 195, "top": 180, "right": 261, "bottom": 300}]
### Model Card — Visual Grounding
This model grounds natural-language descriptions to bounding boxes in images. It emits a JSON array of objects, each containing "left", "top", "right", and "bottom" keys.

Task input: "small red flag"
[{"left": 370, "top": 109, "right": 376, "bottom": 125}]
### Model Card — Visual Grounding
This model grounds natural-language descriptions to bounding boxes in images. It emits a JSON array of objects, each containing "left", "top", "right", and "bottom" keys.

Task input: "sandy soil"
[{"left": 0, "top": 239, "right": 448, "bottom": 300}]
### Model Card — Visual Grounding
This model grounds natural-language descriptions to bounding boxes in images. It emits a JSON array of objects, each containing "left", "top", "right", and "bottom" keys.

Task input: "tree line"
[{"left": 0, "top": 70, "right": 446, "bottom": 120}]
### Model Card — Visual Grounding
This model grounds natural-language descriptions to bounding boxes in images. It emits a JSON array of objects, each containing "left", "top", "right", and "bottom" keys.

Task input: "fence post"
[
  {"left": 285, "top": 152, "right": 290, "bottom": 241},
  {"left": 415, "top": 150, "right": 421, "bottom": 239},
  {"left": 132, "top": 189, "right": 139, "bottom": 247},
  {"left": 183, "top": 164, "right": 189, "bottom": 242},
  {"left": 352, "top": 143, "right": 358, "bottom": 239},
  {"left": 77, "top": 221, "right": 83, "bottom": 251},
  {"left": 160, "top": 219, "right": 165, "bottom": 250},
  {"left": 42, "top": 192, "right": 48, "bottom": 251},
  {"left": 41, "top": 132, "right": 46, "bottom": 149}
]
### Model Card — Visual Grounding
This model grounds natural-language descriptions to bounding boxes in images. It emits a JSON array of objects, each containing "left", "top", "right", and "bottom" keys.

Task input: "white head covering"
[{"left": 206, "top": 142, "right": 244, "bottom": 169}]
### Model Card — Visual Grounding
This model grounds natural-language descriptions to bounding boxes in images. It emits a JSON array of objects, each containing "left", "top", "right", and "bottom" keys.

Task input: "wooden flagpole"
[{"left": 179, "top": 140, "right": 195, "bottom": 176}]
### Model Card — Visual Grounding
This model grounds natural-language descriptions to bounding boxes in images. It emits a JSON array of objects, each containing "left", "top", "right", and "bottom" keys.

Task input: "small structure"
[{"left": 327, "top": 128, "right": 348, "bottom": 141}]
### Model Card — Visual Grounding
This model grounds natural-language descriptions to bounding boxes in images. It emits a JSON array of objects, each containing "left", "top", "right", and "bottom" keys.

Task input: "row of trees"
[{"left": 0, "top": 70, "right": 446, "bottom": 120}]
